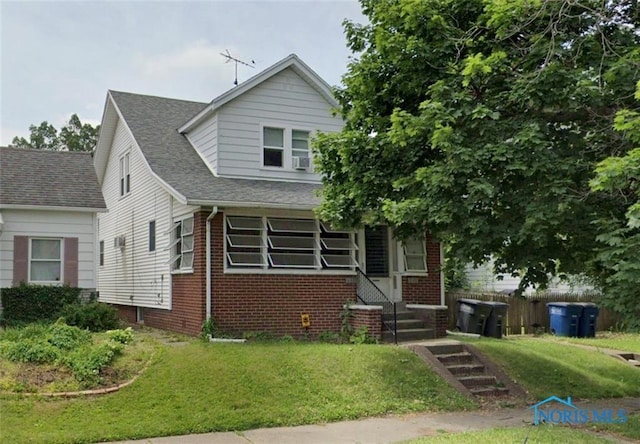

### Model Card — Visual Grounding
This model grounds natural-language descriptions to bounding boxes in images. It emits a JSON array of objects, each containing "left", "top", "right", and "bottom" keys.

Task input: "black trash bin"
[
  {"left": 575, "top": 302, "right": 599, "bottom": 338},
  {"left": 483, "top": 301, "right": 509, "bottom": 338},
  {"left": 456, "top": 299, "right": 492, "bottom": 335}
]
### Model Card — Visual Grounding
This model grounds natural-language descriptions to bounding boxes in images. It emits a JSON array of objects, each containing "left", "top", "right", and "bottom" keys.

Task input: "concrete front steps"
[
  {"left": 411, "top": 341, "right": 526, "bottom": 399},
  {"left": 381, "top": 307, "right": 434, "bottom": 343}
]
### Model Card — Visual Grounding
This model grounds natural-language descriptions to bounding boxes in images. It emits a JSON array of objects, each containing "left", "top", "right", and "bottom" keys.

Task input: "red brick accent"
[
  {"left": 349, "top": 306, "right": 382, "bottom": 340},
  {"left": 113, "top": 304, "right": 137, "bottom": 324},
  {"left": 139, "top": 211, "right": 208, "bottom": 336},
  {"left": 401, "top": 234, "right": 441, "bottom": 306}
]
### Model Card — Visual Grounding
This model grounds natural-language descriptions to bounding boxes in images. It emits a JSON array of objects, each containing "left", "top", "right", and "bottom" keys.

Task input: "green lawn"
[
  {"left": 545, "top": 333, "right": 640, "bottom": 353},
  {"left": 592, "top": 413, "right": 640, "bottom": 441},
  {"left": 0, "top": 340, "right": 473, "bottom": 444},
  {"left": 405, "top": 425, "right": 623, "bottom": 443},
  {"left": 457, "top": 336, "right": 640, "bottom": 399}
]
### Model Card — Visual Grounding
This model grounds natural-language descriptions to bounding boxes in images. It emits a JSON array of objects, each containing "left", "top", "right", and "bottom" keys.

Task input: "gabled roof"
[
  {"left": 106, "top": 91, "right": 321, "bottom": 208},
  {"left": 0, "top": 146, "right": 106, "bottom": 210},
  {"left": 178, "top": 53, "right": 339, "bottom": 133}
]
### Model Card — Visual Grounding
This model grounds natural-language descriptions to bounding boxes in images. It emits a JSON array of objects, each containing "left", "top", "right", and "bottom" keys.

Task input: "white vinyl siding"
[
  {"left": 97, "top": 118, "right": 198, "bottom": 309},
  {"left": 189, "top": 68, "right": 343, "bottom": 182},
  {"left": 0, "top": 210, "right": 97, "bottom": 289},
  {"left": 185, "top": 112, "right": 218, "bottom": 175},
  {"left": 224, "top": 214, "right": 357, "bottom": 272}
]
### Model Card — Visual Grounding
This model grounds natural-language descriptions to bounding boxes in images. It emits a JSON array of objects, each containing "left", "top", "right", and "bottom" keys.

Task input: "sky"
[{"left": 0, "top": 0, "right": 366, "bottom": 146}]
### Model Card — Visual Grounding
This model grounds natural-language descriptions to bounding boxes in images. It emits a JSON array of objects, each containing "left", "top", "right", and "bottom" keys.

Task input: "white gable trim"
[
  {"left": 96, "top": 92, "right": 190, "bottom": 206},
  {"left": 178, "top": 54, "right": 339, "bottom": 134}
]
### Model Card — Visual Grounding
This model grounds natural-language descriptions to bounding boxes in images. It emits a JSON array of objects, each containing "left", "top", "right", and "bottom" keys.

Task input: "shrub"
[
  {"left": 60, "top": 302, "right": 120, "bottom": 332},
  {"left": 0, "top": 284, "right": 80, "bottom": 325},
  {"left": 48, "top": 321, "right": 92, "bottom": 350},
  {"left": 1, "top": 338, "right": 60, "bottom": 364},
  {"left": 65, "top": 342, "right": 124, "bottom": 386},
  {"left": 106, "top": 327, "right": 134, "bottom": 345}
]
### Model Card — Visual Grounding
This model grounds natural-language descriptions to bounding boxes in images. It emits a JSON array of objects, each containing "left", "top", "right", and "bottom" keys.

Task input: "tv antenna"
[{"left": 220, "top": 49, "right": 255, "bottom": 86}]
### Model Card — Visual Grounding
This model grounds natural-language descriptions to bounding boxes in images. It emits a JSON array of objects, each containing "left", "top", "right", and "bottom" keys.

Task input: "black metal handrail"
[{"left": 355, "top": 268, "right": 397, "bottom": 344}]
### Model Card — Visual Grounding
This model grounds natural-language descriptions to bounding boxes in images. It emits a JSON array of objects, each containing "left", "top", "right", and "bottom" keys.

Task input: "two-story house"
[{"left": 94, "top": 54, "right": 446, "bottom": 339}]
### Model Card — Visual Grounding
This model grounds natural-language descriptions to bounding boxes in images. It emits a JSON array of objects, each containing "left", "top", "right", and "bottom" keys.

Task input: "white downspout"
[
  {"left": 440, "top": 242, "right": 446, "bottom": 306},
  {"left": 206, "top": 206, "right": 218, "bottom": 321}
]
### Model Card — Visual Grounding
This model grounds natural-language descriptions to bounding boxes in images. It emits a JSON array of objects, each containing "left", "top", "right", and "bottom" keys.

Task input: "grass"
[
  {"left": 591, "top": 413, "right": 640, "bottom": 441},
  {"left": 456, "top": 335, "right": 640, "bottom": 400},
  {"left": 404, "top": 425, "right": 623, "bottom": 443},
  {"left": 545, "top": 332, "right": 640, "bottom": 353},
  {"left": 0, "top": 340, "right": 474, "bottom": 444}
]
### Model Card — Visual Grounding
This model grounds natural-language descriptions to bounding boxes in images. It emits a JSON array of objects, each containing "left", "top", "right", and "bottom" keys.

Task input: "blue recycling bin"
[
  {"left": 575, "top": 302, "right": 599, "bottom": 338},
  {"left": 547, "top": 302, "right": 583, "bottom": 337}
]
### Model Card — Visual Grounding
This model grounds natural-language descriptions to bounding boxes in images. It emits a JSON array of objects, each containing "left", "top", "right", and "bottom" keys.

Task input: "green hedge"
[{"left": 1, "top": 284, "right": 81, "bottom": 325}]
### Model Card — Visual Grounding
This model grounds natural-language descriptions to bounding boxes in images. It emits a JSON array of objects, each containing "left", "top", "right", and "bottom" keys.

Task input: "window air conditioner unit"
[
  {"left": 114, "top": 235, "right": 126, "bottom": 249},
  {"left": 293, "top": 156, "right": 310, "bottom": 170}
]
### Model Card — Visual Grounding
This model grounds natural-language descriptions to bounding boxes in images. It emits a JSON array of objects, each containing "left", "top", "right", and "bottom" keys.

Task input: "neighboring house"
[
  {"left": 93, "top": 54, "right": 445, "bottom": 338},
  {"left": 0, "top": 147, "right": 106, "bottom": 296},
  {"left": 465, "top": 259, "right": 594, "bottom": 295}
]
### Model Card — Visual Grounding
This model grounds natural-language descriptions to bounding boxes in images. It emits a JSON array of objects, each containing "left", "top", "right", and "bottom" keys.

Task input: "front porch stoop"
[
  {"left": 410, "top": 340, "right": 527, "bottom": 399},
  {"left": 381, "top": 308, "right": 434, "bottom": 343}
]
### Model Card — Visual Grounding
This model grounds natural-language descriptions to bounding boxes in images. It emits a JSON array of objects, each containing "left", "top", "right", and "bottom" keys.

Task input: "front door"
[{"left": 363, "top": 226, "right": 401, "bottom": 302}]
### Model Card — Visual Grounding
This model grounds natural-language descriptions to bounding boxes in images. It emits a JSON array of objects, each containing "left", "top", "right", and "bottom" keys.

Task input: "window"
[
  {"left": 30, "top": 238, "right": 62, "bottom": 282},
  {"left": 149, "top": 221, "right": 156, "bottom": 252},
  {"left": 403, "top": 237, "right": 427, "bottom": 272},
  {"left": 292, "top": 130, "right": 310, "bottom": 160},
  {"left": 262, "top": 126, "right": 312, "bottom": 170},
  {"left": 99, "top": 240, "right": 104, "bottom": 266},
  {"left": 119, "top": 152, "right": 130, "bottom": 197},
  {"left": 225, "top": 216, "right": 357, "bottom": 271},
  {"left": 169, "top": 216, "right": 194, "bottom": 270},
  {"left": 263, "top": 127, "right": 284, "bottom": 167}
]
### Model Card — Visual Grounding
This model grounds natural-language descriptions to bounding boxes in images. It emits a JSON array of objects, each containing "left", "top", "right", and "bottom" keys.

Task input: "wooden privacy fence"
[{"left": 446, "top": 291, "right": 622, "bottom": 335}]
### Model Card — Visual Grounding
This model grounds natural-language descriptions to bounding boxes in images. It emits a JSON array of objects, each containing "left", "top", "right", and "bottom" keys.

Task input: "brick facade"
[
  {"left": 401, "top": 234, "right": 442, "bottom": 306},
  {"left": 111, "top": 211, "right": 444, "bottom": 338},
  {"left": 349, "top": 306, "right": 383, "bottom": 340},
  {"left": 211, "top": 213, "right": 356, "bottom": 337}
]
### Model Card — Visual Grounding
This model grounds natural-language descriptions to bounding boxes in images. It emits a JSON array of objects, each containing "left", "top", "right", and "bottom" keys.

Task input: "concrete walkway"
[{"left": 108, "top": 397, "right": 640, "bottom": 444}]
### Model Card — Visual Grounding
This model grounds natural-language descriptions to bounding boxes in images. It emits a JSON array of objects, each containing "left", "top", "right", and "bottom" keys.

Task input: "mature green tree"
[
  {"left": 314, "top": 0, "right": 639, "bottom": 294},
  {"left": 590, "top": 82, "right": 640, "bottom": 328},
  {"left": 11, "top": 114, "right": 99, "bottom": 152}
]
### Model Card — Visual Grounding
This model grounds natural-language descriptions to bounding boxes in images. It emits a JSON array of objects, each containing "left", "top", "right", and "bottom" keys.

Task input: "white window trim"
[
  {"left": 99, "top": 240, "right": 104, "bottom": 267},
  {"left": 170, "top": 215, "right": 195, "bottom": 274},
  {"left": 224, "top": 214, "right": 358, "bottom": 275},
  {"left": 28, "top": 237, "right": 64, "bottom": 284},
  {"left": 119, "top": 151, "right": 131, "bottom": 198},
  {"left": 259, "top": 123, "right": 315, "bottom": 171},
  {"left": 402, "top": 237, "right": 428, "bottom": 274}
]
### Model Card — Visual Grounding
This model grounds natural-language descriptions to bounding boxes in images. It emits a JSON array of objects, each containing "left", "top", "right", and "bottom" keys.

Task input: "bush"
[
  {"left": 0, "top": 284, "right": 80, "bottom": 325},
  {"left": 1, "top": 338, "right": 60, "bottom": 364},
  {"left": 106, "top": 327, "right": 134, "bottom": 345},
  {"left": 48, "top": 321, "right": 92, "bottom": 350},
  {"left": 65, "top": 341, "right": 124, "bottom": 386},
  {"left": 60, "top": 302, "right": 120, "bottom": 332}
]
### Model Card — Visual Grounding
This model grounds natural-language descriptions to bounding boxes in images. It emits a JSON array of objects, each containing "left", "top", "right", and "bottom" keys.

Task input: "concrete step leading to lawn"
[
  {"left": 415, "top": 342, "right": 525, "bottom": 399},
  {"left": 382, "top": 327, "right": 434, "bottom": 343}
]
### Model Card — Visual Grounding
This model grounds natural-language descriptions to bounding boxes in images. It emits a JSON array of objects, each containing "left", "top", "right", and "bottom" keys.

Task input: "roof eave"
[
  {"left": 186, "top": 199, "right": 319, "bottom": 211},
  {"left": 0, "top": 204, "right": 107, "bottom": 213}
]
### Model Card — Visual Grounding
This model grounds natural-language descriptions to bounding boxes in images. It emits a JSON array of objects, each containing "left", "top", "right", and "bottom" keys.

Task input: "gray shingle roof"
[
  {"left": 0, "top": 147, "right": 106, "bottom": 209},
  {"left": 109, "top": 91, "right": 322, "bottom": 208}
]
